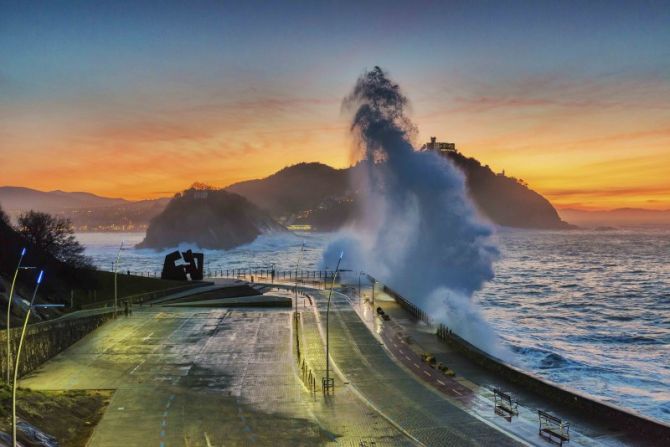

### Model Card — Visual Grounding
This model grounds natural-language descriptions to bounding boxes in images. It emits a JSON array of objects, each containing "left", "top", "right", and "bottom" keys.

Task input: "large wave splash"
[{"left": 323, "top": 67, "right": 508, "bottom": 357}]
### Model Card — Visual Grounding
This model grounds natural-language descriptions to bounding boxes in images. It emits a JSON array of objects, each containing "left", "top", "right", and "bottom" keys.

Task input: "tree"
[
  {"left": 17, "top": 211, "right": 92, "bottom": 268},
  {"left": 0, "top": 204, "right": 9, "bottom": 226}
]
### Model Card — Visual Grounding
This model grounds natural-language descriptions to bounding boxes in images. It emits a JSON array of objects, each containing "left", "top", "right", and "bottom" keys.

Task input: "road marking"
[
  {"left": 404, "top": 355, "right": 411, "bottom": 361},
  {"left": 423, "top": 370, "right": 431, "bottom": 377},
  {"left": 398, "top": 349, "right": 404, "bottom": 354},
  {"left": 413, "top": 363, "right": 420, "bottom": 368},
  {"left": 452, "top": 388, "right": 462, "bottom": 396},
  {"left": 437, "top": 380, "right": 445, "bottom": 386},
  {"left": 142, "top": 331, "right": 154, "bottom": 341},
  {"left": 129, "top": 359, "right": 146, "bottom": 374}
]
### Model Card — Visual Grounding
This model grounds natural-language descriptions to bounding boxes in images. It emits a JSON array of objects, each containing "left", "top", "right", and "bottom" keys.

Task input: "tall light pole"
[
  {"left": 12, "top": 269, "right": 44, "bottom": 447},
  {"left": 6, "top": 248, "right": 26, "bottom": 384},
  {"left": 113, "top": 241, "right": 124, "bottom": 318},
  {"left": 324, "top": 251, "right": 343, "bottom": 394},
  {"left": 293, "top": 241, "right": 305, "bottom": 311}
]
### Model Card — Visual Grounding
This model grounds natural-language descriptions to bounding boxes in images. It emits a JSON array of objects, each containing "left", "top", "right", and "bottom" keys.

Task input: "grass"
[{"left": 0, "top": 385, "right": 112, "bottom": 446}]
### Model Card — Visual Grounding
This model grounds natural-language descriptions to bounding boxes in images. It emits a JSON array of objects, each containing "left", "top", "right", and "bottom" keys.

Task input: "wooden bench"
[
  {"left": 493, "top": 388, "right": 518, "bottom": 416},
  {"left": 538, "top": 410, "right": 570, "bottom": 446}
]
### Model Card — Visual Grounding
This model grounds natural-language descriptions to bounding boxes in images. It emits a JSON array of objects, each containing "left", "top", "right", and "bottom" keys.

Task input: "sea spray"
[{"left": 323, "top": 67, "right": 508, "bottom": 357}]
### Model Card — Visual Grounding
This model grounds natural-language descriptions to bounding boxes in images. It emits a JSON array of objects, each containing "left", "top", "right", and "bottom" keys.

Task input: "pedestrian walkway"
[{"left": 305, "top": 288, "right": 526, "bottom": 447}]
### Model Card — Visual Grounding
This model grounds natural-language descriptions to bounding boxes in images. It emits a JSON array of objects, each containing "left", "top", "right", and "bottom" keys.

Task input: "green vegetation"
[{"left": 0, "top": 385, "right": 112, "bottom": 446}]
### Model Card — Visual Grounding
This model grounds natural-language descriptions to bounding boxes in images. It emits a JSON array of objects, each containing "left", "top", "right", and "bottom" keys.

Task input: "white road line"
[
  {"left": 142, "top": 331, "right": 154, "bottom": 341},
  {"left": 452, "top": 388, "right": 462, "bottom": 396},
  {"left": 129, "top": 359, "right": 146, "bottom": 375},
  {"left": 413, "top": 363, "right": 420, "bottom": 368},
  {"left": 437, "top": 380, "right": 445, "bottom": 386},
  {"left": 423, "top": 370, "right": 431, "bottom": 377}
]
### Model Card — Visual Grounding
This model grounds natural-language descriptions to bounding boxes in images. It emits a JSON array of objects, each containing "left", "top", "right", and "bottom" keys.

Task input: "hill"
[
  {"left": 443, "top": 151, "right": 572, "bottom": 229},
  {"left": 227, "top": 162, "right": 350, "bottom": 216},
  {"left": 137, "top": 186, "right": 286, "bottom": 250},
  {"left": 226, "top": 154, "right": 572, "bottom": 230}
]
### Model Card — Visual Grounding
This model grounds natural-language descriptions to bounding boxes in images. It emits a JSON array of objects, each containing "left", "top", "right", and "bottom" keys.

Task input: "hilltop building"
[{"left": 421, "top": 137, "right": 456, "bottom": 154}]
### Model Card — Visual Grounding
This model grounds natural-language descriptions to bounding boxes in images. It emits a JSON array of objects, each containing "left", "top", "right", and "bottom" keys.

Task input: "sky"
[{"left": 1, "top": 0, "right": 669, "bottom": 210}]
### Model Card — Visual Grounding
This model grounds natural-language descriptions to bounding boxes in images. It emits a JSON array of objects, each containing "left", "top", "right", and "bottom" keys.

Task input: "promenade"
[{"left": 17, "top": 280, "right": 653, "bottom": 446}]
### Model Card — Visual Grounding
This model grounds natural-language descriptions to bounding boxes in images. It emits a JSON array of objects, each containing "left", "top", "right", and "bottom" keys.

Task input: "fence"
[
  {"left": 0, "top": 310, "right": 115, "bottom": 380},
  {"left": 119, "top": 268, "right": 340, "bottom": 283},
  {"left": 293, "top": 311, "right": 317, "bottom": 394}
]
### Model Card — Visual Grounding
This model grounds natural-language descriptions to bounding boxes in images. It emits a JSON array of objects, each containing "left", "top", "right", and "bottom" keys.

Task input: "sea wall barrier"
[
  {"left": 380, "top": 283, "right": 670, "bottom": 443},
  {"left": 0, "top": 310, "right": 115, "bottom": 380},
  {"left": 79, "top": 282, "right": 211, "bottom": 310}
]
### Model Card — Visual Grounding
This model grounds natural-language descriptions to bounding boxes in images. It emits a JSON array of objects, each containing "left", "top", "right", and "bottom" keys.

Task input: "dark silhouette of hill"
[
  {"left": 226, "top": 156, "right": 571, "bottom": 230},
  {"left": 138, "top": 186, "right": 286, "bottom": 250},
  {"left": 227, "top": 162, "right": 350, "bottom": 216},
  {"left": 442, "top": 151, "right": 572, "bottom": 229}
]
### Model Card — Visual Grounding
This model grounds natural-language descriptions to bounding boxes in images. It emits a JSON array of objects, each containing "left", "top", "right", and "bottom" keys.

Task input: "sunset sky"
[{"left": 2, "top": 1, "right": 669, "bottom": 210}]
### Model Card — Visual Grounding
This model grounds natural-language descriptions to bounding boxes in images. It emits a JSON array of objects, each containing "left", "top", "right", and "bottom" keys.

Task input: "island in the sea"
[{"left": 137, "top": 184, "right": 286, "bottom": 250}]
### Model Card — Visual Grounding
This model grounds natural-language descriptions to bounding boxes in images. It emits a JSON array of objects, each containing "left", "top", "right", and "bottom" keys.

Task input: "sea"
[{"left": 77, "top": 229, "right": 670, "bottom": 424}]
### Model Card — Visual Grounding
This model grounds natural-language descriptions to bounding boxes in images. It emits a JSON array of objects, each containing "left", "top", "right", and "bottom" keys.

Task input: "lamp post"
[
  {"left": 324, "top": 251, "right": 343, "bottom": 394},
  {"left": 113, "top": 241, "right": 124, "bottom": 318},
  {"left": 293, "top": 241, "right": 305, "bottom": 311},
  {"left": 6, "top": 247, "right": 25, "bottom": 384},
  {"left": 12, "top": 270, "right": 44, "bottom": 447}
]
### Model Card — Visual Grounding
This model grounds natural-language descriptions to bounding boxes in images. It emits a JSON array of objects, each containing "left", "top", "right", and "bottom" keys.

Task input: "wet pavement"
[
  {"left": 19, "top": 280, "right": 631, "bottom": 446},
  {"left": 20, "top": 289, "right": 410, "bottom": 446}
]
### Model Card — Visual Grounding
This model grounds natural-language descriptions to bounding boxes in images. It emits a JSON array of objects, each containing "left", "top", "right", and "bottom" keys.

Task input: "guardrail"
[
  {"left": 293, "top": 311, "right": 317, "bottom": 394},
  {"left": 0, "top": 310, "right": 115, "bottom": 380}
]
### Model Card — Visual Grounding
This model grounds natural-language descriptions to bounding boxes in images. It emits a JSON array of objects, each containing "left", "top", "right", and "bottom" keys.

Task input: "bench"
[
  {"left": 538, "top": 410, "right": 570, "bottom": 446},
  {"left": 493, "top": 388, "right": 518, "bottom": 416}
]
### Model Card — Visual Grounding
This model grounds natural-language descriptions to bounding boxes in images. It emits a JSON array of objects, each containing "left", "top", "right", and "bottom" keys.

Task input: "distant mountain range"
[
  {"left": 0, "top": 186, "right": 168, "bottom": 231},
  {"left": 4, "top": 151, "right": 665, "bottom": 231},
  {"left": 558, "top": 208, "right": 670, "bottom": 228},
  {"left": 0, "top": 186, "right": 128, "bottom": 211}
]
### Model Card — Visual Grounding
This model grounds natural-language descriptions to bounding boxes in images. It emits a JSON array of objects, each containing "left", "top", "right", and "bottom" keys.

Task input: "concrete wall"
[
  {"left": 382, "top": 283, "right": 670, "bottom": 443},
  {"left": 0, "top": 311, "right": 114, "bottom": 380}
]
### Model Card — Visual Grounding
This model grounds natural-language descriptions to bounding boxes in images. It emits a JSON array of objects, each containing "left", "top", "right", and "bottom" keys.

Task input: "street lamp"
[
  {"left": 12, "top": 269, "right": 44, "bottom": 447},
  {"left": 5, "top": 248, "right": 35, "bottom": 384},
  {"left": 293, "top": 241, "right": 305, "bottom": 311},
  {"left": 113, "top": 241, "right": 124, "bottom": 318},
  {"left": 324, "top": 251, "right": 343, "bottom": 395}
]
